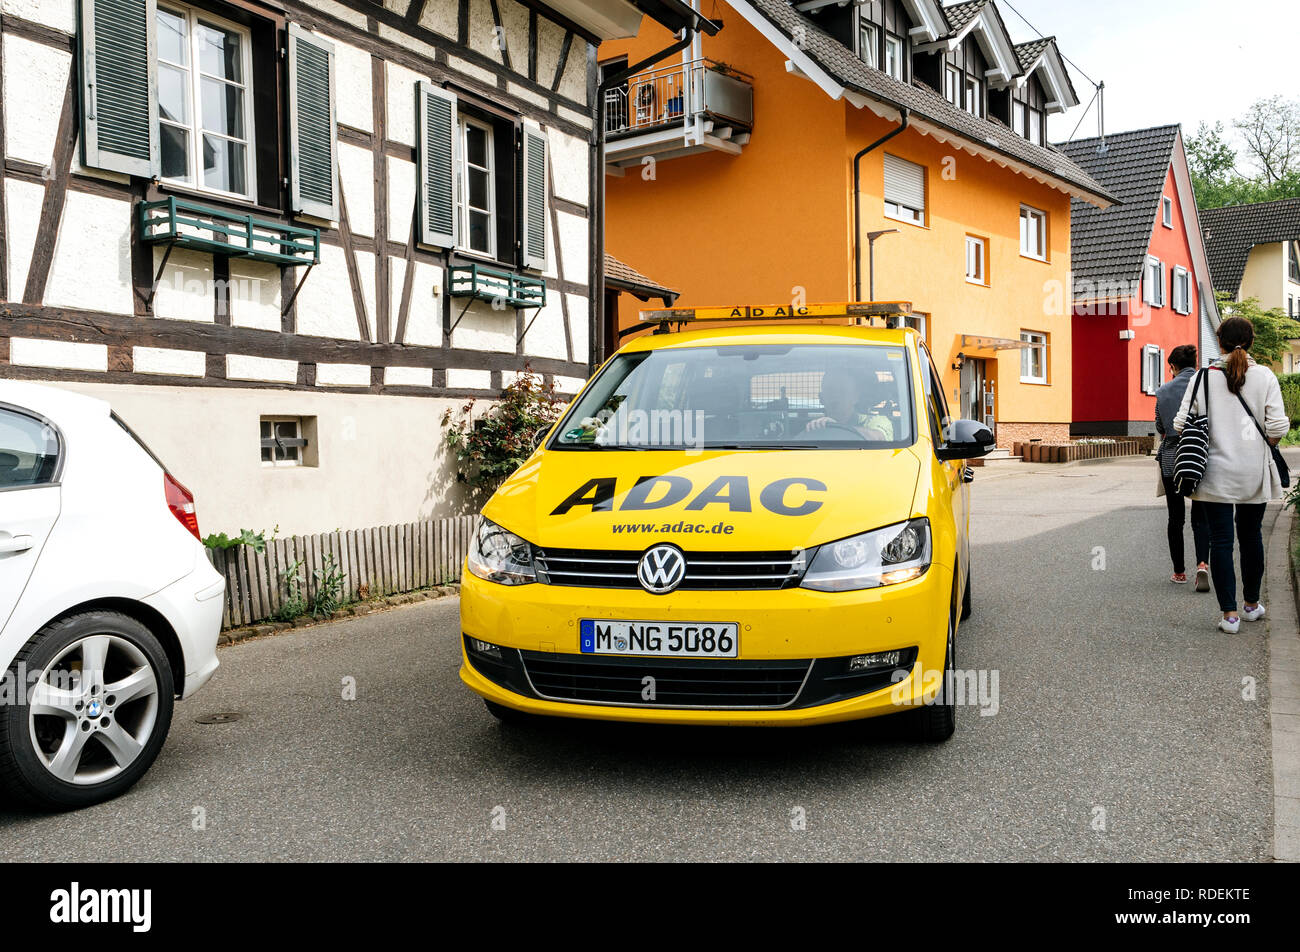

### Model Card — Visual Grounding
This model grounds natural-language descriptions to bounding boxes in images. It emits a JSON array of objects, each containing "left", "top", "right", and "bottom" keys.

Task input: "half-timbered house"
[{"left": 0, "top": 0, "right": 712, "bottom": 534}]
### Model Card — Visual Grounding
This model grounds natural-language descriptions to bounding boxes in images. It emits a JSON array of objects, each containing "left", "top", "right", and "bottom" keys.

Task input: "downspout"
[{"left": 852, "top": 107, "right": 909, "bottom": 301}]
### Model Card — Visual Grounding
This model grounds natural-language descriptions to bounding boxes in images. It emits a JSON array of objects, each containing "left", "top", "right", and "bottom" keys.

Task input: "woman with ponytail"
[{"left": 1173, "top": 317, "right": 1289, "bottom": 633}]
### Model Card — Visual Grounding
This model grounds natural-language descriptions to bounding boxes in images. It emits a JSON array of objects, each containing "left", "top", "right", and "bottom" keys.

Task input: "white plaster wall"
[
  {"left": 2, "top": 0, "right": 75, "bottom": 33},
  {"left": 133, "top": 347, "right": 206, "bottom": 377},
  {"left": 337, "top": 142, "right": 375, "bottom": 238},
  {"left": 557, "top": 40, "right": 589, "bottom": 104},
  {"left": 555, "top": 210, "right": 589, "bottom": 284},
  {"left": 534, "top": 14, "right": 565, "bottom": 91},
  {"left": 333, "top": 39, "right": 374, "bottom": 133},
  {"left": 152, "top": 247, "right": 215, "bottom": 322},
  {"left": 355, "top": 249, "right": 377, "bottom": 340},
  {"left": 451, "top": 300, "right": 515, "bottom": 351},
  {"left": 419, "top": 0, "right": 458, "bottom": 38},
  {"left": 295, "top": 244, "right": 361, "bottom": 340},
  {"left": 303, "top": 0, "right": 369, "bottom": 30},
  {"left": 522, "top": 298, "right": 568, "bottom": 360},
  {"left": 10, "top": 338, "right": 107, "bottom": 371},
  {"left": 446, "top": 55, "right": 498, "bottom": 87},
  {"left": 229, "top": 259, "right": 282, "bottom": 331},
  {"left": 507, "top": 82, "right": 548, "bottom": 109},
  {"left": 387, "top": 155, "right": 416, "bottom": 241},
  {"left": 316, "top": 363, "right": 371, "bottom": 387},
  {"left": 389, "top": 256, "right": 406, "bottom": 338},
  {"left": 384, "top": 366, "right": 433, "bottom": 386},
  {"left": 447, "top": 369, "right": 492, "bottom": 390},
  {"left": 499, "top": 0, "right": 530, "bottom": 75},
  {"left": 3, "top": 35, "right": 70, "bottom": 167},
  {"left": 4, "top": 178, "right": 44, "bottom": 296},
  {"left": 227, "top": 354, "right": 298, "bottom": 383},
  {"left": 402, "top": 261, "right": 442, "bottom": 346},
  {"left": 567, "top": 292, "right": 589, "bottom": 360},
  {"left": 44, "top": 191, "right": 134, "bottom": 315},
  {"left": 55, "top": 381, "right": 476, "bottom": 533},
  {"left": 547, "top": 127, "right": 589, "bottom": 206},
  {"left": 556, "top": 374, "right": 589, "bottom": 395},
  {"left": 557, "top": 105, "right": 592, "bottom": 130},
  {"left": 466, "top": 0, "right": 502, "bottom": 63},
  {"left": 386, "top": 61, "right": 430, "bottom": 148}
]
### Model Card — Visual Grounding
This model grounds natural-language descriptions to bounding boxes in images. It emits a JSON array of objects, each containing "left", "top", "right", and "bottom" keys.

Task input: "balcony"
[
  {"left": 449, "top": 264, "right": 546, "bottom": 308},
  {"left": 604, "top": 58, "right": 753, "bottom": 172}
]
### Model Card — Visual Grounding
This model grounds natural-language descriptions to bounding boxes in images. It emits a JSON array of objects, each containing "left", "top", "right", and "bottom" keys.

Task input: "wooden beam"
[
  {"left": 23, "top": 68, "right": 78, "bottom": 305},
  {"left": 371, "top": 54, "right": 390, "bottom": 343},
  {"left": 335, "top": 190, "right": 373, "bottom": 342}
]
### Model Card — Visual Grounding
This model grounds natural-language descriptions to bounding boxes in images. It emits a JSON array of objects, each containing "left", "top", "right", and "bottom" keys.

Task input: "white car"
[{"left": 0, "top": 380, "right": 223, "bottom": 809}]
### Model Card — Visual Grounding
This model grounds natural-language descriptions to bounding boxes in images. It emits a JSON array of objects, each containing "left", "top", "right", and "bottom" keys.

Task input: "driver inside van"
[{"left": 804, "top": 369, "right": 894, "bottom": 441}]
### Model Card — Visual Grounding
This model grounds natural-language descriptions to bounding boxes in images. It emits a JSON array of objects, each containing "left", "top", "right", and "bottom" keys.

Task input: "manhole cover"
[{"left": 195, "top": 712, "right": 244, "bottom": 724}]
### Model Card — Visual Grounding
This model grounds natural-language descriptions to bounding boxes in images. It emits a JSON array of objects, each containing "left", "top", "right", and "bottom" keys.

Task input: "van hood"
[{"left": 483, "top": 448, "right": 923, "bottom": 551}]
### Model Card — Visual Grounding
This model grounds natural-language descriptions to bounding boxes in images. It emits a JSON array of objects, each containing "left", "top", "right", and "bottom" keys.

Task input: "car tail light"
[{"left": 164, "top": 473, "right": 201, "bottom": 541}]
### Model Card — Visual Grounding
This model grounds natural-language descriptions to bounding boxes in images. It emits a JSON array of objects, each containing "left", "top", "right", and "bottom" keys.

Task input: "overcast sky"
[{"left": 1005, "top": 0, "right": 1294, "bottom": 165}]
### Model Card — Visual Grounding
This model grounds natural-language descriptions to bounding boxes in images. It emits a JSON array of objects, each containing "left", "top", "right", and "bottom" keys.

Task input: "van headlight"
[
  {"left": 467, "top": 518, "right": 536, "bottom": 585},
  {"left": 800, "top": 519, "right": 931, "bottom": 592}
]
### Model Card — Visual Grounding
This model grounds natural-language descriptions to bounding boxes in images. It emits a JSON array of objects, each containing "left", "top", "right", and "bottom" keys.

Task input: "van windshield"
[{"left": 551, "top": 343, "right": 915, "bottom": 451}]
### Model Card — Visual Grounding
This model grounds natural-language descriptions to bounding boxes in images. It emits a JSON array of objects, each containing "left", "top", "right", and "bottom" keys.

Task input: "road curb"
[
  {"left": 1265, "top": 499, "right": 1299, "bottom": 862},
  {"left": 217, "top": 584, "right": 461, "bottom": 646}
]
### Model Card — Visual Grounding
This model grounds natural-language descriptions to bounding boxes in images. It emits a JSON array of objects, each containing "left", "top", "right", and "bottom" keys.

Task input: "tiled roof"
[
  {"left": 1013, "top": 37, "right": 1052, "bottom": 72},
  {"left": 941, "top": 1, "right": 987, "bottom": 33},
  {"left": 745, "top": 0, "right": 1114, "bottom": 203},
  {"left": 1199, "top": 198, "right": 1300, "bottom": 297},
  {"left": 604, "top": 252, "right": 679, "bottom": 301},
  {"left": 1057, "top": 125, "right": 1180, "bottom": 286}
]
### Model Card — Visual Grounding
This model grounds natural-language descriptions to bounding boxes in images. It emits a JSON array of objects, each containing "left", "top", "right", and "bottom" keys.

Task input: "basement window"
[{"left": 260, "top": 416, "right": 317, "bottom": 468}]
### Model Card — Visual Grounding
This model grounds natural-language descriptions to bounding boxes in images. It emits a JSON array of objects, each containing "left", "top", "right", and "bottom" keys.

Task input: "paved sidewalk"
[{"left": 1266, "top": 450, "right": 1299, "bottom": 862}]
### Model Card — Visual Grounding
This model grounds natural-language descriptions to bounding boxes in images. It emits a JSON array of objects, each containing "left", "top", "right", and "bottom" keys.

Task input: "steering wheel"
[{"left": 800, "top": 421, "right": 865, "bottom": 440}]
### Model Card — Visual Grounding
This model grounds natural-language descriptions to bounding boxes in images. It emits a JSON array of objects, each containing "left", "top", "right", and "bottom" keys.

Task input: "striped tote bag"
[{"left": 1172, "top": 370, "right": 1211, "bottom": 497}]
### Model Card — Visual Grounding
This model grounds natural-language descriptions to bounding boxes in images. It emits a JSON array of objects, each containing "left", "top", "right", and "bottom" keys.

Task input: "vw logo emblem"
[{"left": 638, "top": 544, "right": 686, "bottom": 595}]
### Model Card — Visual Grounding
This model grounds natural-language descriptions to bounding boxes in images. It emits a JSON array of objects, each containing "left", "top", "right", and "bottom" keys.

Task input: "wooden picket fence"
[{"left": 206, "top": 515, "right": 480, "bottom": 630}]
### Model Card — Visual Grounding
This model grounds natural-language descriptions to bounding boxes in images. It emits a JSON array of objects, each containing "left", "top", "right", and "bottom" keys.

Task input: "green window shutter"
[
  {"left": 288, "top": 24, "right": 338, "bottom": 220},
  {"left": 416, "top": 82, "right": 457, "bottom": 249},
  {"left": 520, "top": 120, "right": 548, "bottom": 271},
  {"left": 79, "top": 0, "right": 159, "bottom": 176}
]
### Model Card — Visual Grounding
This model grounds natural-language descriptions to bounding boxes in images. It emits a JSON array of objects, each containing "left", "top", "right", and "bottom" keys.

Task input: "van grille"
[
  {"left": 520, "top": 651, "right": 811, "bottom": 708},
  {"left": 534, "top": 548, "right": 804, "bottom": 591}
]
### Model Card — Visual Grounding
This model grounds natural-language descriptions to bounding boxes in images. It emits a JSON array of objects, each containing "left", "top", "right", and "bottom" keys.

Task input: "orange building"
[{"left": 599, "top": 0, "right": 1114, "bottom": 446}]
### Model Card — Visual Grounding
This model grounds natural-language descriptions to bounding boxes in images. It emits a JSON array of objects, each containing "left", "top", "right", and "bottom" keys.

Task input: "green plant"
[
  {"left": 311, "top": 554, "right": 345, "bottom": 617},
  {"left": 1279, "top": 373, "right": 1300, "bottom": 428},
  {"left": 1215, "top": 294, "right": 1300, "bottom": 367},
  {"left": 203, "top": 526, "right": 277, "bottom": 553},
  {"left": 273, "top": 559, "right": 307, "bottom": 622},
  {"left": 1281, "top": 427, "right": 1300, "bottom": 448},
  {"left": 441, "top": 368, "right": 564, "bottom": 492}
]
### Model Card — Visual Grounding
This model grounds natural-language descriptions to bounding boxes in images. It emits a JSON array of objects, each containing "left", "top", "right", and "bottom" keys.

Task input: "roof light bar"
[{"left": 622, "top": 301, "right": 913, "bottom": 338}]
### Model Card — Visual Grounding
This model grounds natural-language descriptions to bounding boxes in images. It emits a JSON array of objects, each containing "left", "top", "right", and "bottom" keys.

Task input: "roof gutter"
[{"left": 853, "top": 107, "right": 910, "bottom": 301}]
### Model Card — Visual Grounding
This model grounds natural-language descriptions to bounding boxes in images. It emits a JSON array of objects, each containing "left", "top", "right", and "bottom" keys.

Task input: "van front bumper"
[{"left": 458, "top": 562, "right": 953, "bottom": 727}]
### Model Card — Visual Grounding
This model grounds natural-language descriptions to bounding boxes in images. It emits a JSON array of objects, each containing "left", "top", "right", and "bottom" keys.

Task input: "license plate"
[{"left": 579, "top": 619, "right": 739, "bottom": 658}]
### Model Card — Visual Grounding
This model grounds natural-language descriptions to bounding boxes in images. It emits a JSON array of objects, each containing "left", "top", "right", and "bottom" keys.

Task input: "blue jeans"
[{"left": 1201, "top": 502, "right": 1266, "bottom": 614}]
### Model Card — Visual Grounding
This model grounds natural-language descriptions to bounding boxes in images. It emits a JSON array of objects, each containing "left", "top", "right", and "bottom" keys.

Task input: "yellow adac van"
[{"left": 458, "top": 304, "right": 996, "bottom": 740}]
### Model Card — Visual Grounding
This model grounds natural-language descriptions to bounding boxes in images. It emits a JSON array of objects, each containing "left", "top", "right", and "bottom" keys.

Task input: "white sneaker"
[
  {"left": 1218, "top": 615, "right": 1241, "bottom": 634},
  {"left": 1241, "top": 604, "right": 1266, "bottom": 622}
]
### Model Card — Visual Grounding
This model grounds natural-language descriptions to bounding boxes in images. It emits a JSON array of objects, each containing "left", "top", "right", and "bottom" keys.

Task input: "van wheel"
[
  {"left": 908, "top": 604, "right": 957, "bottom": 742},
  {"left": 961, "top": 568, "right": 972, "bottom": 621},
  {"left": 0, "top": 612, "right": 174, "bottom": 810},
  {"left": 483, "top": 699, "right": 535, "bottom": 726}
]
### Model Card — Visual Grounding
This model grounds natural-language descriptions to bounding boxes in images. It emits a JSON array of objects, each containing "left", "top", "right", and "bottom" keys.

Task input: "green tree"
[
  {"left": 1215, "top": 292, "right": 1300, "bottom": 365},
  {"left": 1187, "top": 105, "right": 1300, "bottom": 210}
]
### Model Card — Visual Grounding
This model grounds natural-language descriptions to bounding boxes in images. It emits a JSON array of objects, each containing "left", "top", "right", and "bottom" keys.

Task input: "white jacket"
[{"left": 1173, "top": 357, "right": 1289, "bottom": 504}]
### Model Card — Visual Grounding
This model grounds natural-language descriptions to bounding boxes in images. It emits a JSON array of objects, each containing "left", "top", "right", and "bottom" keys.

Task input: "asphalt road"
[{"left": 0, "top": 458, "right": 1282, "bottom": 861}]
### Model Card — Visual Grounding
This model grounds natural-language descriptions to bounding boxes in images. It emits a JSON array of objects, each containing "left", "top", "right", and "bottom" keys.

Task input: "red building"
[{"left": 1060, "top": 126, "right": 1222, "bottom": 436}]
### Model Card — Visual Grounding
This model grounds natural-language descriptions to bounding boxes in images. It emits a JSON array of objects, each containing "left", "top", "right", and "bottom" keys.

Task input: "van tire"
[
  {"left": 0, "top": 612, "right": 174, "bottom": 810},
  {"left": 908, "top": 603, "right": 957, "bottom": 742},
  {"left": 961, "top": 568, "right": 972, "bottom": 621}
]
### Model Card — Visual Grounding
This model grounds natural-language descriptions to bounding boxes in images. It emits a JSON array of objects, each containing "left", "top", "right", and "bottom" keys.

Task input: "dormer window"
[
  {"left": 964, "top": 77, "right": 982, "bottom": 117},
  {"left": 1289, "top": 242, "right": 1300, "bottom": 283},
  {"left": 859, "top": 20, "right": 878, "bottom": 68},
  {"left": 944, "top": 65, "right": 962, "bottom": 106},
  {"left": 884, "top": 34, "right": 905, "bottom": 81}
]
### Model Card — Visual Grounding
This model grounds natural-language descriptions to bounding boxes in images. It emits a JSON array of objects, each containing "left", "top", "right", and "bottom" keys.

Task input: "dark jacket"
[{"left": 1155, "top": 367, "right": 1196, "bottom": 475}]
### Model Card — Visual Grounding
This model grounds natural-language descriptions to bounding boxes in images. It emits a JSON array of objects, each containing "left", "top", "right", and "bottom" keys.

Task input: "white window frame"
[
  {"left": 1172, "top": 265, "right": 1191, "bottom": 314},
  {"left": 964, "top": 76, "right": 982, "bottom": 117},
  {"left": 965, "top": 235, "right": 986, "bottom": 285},
  {"left": 1289, "top": 241, "right": 1300, "bottom": 283},
  {"left": 1019, "top": 204, "right": 1047, "bottom": 261},
  {"left": 1162, "top": 196, "right": 1174, "bottom": 228},
  {"left": 884, "top": 34, "right": 905, "bottom": 81},
  {"left": 1020, "top": 331, "right": 1048, "bottom": 384},
  {"left": 1028, "top": 107, "right": 1042, "bottom": 145},
  {"left": 1011, "top": 101, "right": 1025, "bottom": 137},
  {"left": 858, "top": 19, "right": 878, "bottom": 68},
  {"left": 1141, "top": 345, "right": 1165, "bottom": 395},
  {"left": 157, "top": 2, "right": 257, "bottom": 201},
  {"left": 944, "top": 65, "right": 962, "bottom": 107},
  {"left": 1144, "top": 255, "right": 1166, "bottom": 307},
  {"left": 883, "top": 153, "right": 925, "bottom": 227},
  {"left": 456, "top": 115, "right": 497, "bottom": 259},
  {"left": 260, "top": 416, "right": 304, "bottom": 468}
]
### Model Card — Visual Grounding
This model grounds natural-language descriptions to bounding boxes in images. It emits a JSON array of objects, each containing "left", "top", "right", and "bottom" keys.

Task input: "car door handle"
[{"left": 0, "top": 535, "right": 34, "bottom": 554}]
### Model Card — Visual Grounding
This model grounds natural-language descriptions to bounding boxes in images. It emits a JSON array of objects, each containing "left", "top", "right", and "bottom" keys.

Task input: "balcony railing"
[
  {"left": 449, "top": 264, "right": 546, "bottom": 309},
  {"left": 604, "top": 58, "right": 754, "bottom": 138},
  {"left": 139, "top": 197, "right": 320, "bottom": 267}
]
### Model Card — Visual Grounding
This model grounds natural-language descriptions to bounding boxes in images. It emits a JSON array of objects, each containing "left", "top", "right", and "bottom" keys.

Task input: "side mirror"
[{"left": 936, "top": 419, "right": 997, "bottom": 461}]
